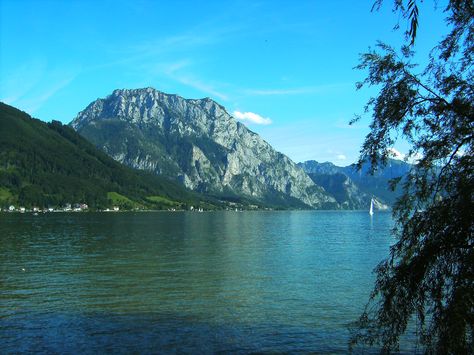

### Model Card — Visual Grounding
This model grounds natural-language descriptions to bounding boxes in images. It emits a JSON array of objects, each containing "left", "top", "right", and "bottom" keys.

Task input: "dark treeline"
[{"left": 0, "top": 103, "right": 210, "bottom": 209}]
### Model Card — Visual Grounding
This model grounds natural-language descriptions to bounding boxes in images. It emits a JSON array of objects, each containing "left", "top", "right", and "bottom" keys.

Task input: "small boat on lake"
[{"left": 369, "top": 198, "right": 374, "bottom": 216}]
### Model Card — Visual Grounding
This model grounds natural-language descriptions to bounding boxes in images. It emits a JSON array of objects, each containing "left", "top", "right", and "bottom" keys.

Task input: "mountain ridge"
[
  {"left": 298, "top": 158, "right": 412, "bottom": 208},
  {"left": 71, "top": 87, "right": 337, "bottom": 209}
]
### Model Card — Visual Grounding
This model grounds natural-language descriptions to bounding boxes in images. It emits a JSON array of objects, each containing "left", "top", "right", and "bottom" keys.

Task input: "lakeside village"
[
  {"left": 2, "top": 203, "right": 250, "bottom": 213},
  {"left": 2, "top": 204, "right": 171, "bottom": 213},
  {"left": 3, "top": 203, "right": 92, "bottom": 213}
]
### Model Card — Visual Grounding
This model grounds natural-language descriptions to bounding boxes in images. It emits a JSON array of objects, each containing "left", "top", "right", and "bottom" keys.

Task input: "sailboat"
[{"left": 369, "top": 198, "right": 374, "bottom": 216}]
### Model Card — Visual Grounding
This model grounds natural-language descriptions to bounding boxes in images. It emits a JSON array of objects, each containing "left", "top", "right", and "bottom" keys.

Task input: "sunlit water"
[{"left": 0, "top": 211, "right": 415, "bottom": 353}]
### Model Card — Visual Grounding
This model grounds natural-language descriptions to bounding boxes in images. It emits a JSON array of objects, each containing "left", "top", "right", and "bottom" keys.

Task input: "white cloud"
[
  {"left": 336, "top": 154, "right": 347, "bottom": 161},
  {"left": 233, "top": 111, "right": 272, "bottom": 125},
  {"left": 407, "top": 152, "right": 423, "bottom": 164},
  {"left": 389, "top": 148, "right": 426, "bottom": 163},
  {"left": 388, "top": 147, "right": 405, "bottom": 160}
]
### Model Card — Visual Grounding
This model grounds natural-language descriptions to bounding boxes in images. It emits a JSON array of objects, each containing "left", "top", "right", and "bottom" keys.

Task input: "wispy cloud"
[
  {"left": 90, "top": 32, "right": 221, "bottom": 71},
  {"left": 336, "top": 154, "right": 347, "bottom": 161},
  {"left": 162, "top": 60, "right": 192, "bottom": 75},
  {"left": 1, "top": 62, "right": 79, "bottom": 114},
  {"left": 93, "top": 21, "right": 242, "bottom": 71},
  {"left": 157, "top": 60, "right": 229, "bottom": 101},
  {"left": 0, "top": 60, "right": 46, "bottom": 104},
  {"left": 245, "top": 88, "right": 315, "bottom": 96},
  {"left": 233, "top": 111, "right": 272, "bottom": 125},
  {"left": 86, "top": 23, "right": 239, "bottom": 102},
  {"left": 16, "top": 74, "right": 78, "bottom": 114},
  {"left": 132, "top": 33, "right": 219, "bottom": 54},
  {"left": 175, "top": 75, "right": 229, "bottom": 101},
  {"left": 244, "top": 83, "right": 350, "bottom": 96}
]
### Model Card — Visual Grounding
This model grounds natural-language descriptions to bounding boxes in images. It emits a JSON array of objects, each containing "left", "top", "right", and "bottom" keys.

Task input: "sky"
[{"left": 1, "top": 0, "right": 448, "bottom": 165}]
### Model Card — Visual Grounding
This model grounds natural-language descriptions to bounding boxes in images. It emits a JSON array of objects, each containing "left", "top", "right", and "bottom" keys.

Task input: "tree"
[{"left": 349, "top": 1, "right": 473, "bottom": 353}]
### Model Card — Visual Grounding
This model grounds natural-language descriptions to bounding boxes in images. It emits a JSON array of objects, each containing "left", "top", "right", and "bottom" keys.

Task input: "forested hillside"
[{"left": 0, "top": 103, "right": 212, "bottom": 210}]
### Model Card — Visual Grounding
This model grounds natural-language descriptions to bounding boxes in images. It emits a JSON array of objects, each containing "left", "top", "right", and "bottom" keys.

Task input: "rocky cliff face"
[{"left": 71, "top": 88, "right": 336, "bottom": 208}]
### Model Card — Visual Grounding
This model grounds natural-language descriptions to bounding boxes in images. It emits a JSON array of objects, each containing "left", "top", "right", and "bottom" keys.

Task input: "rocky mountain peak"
[
  {"left": 73, "top": 88, "right": 232, "bottom": 131},
  {"left": 71, "top": 88, "right": 336, "bottom": 209}
]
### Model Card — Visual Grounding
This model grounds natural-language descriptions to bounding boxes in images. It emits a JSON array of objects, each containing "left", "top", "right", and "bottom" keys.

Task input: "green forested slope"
[{"left": 0, "top": 102, "right": 211, "bottom": 209}]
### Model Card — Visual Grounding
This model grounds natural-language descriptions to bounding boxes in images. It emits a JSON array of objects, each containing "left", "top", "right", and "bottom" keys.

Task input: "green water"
[{"left": 1, "top": 211, "right": 407, "bottom": 353}]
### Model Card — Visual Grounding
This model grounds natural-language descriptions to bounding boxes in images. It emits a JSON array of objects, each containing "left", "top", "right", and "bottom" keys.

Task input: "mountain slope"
[
  {"left": 299, "top": 159, "right": 412, "bottom": 207},
  {"left": 307, "top": 173, "right": 373, "bottom": 210},
  {"left": 0, "top": 102, "right": 212, "bottom": 209},
  {"left": 341, "top": 159, "right": 411, "bottom": 205},
  {"left": 71, "top": 88, "right": 336, "bottom": 209}
]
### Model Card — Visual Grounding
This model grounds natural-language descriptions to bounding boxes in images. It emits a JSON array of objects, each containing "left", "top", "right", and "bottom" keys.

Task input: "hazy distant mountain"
[
  {"left": 299, "top": 158, "right": 412, "bottom": 207},
  {"left": 341, "top": 158, "right": 412, "bottom": 205},
  {"left": 299, "top": 161, "right": 342, "bottom": 175},
  {"left": 307, "top": 173, "right": 374, "bottom": 210},
  {"left": 0, "top": 102, "right": 210, "bottom": 210},
  {"left": 71, "top": 88, "right": 336, "bottom": 209}
]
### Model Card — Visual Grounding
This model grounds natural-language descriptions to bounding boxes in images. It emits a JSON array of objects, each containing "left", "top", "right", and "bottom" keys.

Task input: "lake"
[{"left": 0, "top": 211, "right": 407, "bottom": 353}]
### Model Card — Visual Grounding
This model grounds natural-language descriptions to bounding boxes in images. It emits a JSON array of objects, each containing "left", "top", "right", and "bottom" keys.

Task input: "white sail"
[{"left": 369, "top": 198, "right": 374, "bottom": 216}]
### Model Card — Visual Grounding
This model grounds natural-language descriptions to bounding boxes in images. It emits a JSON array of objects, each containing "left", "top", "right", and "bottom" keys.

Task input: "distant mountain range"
[
  {"left": 0, "top": 103, "right": 216, "bottom": 210},
  {"left": 298, "top": 158, "right": 412, "bottom": 209},
  {"left": 0, "top": 87, "right": 413, "bottom": 211}
]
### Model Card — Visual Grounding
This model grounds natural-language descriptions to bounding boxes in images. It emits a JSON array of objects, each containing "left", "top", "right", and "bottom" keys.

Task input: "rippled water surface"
[{"left": 1, "top": 211, "right": 405, "bottom": 353}]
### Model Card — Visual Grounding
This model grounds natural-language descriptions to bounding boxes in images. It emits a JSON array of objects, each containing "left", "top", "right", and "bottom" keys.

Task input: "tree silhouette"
[{"left": 349, "top": 1, "right": 473, "bottom": 353}]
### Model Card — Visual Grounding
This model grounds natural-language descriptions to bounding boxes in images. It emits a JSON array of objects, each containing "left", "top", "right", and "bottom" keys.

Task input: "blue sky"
[{"left": 1, "top": 0, "right": 447, "bottom": 164}]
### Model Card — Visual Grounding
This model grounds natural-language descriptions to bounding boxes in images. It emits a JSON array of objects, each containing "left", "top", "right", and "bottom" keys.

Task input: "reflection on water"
[{"left": 1, "top": 211, "right": 400, "bottom": 353}]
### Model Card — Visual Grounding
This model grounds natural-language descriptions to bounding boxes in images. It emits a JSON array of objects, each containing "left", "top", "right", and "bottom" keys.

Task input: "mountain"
[
  {"left": 299, "top": 158, "right": 412, "bottom": 208},
  {"left": 71, "top": 88, "right": 336, "bottom": 209},
  {"left": 340, "top": 159, "right": 412, "bottom": 204},
  {"left": 299, "top": 161, "right": 342, "bottom": 175},
  {"left": 307, "top": 173, "right": 373, "bottom": 210},
  {"left": 0, "top": 102, "right": 214, "bottom": 210}
]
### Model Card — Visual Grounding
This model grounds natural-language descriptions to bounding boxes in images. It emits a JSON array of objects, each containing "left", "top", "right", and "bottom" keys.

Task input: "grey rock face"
[{"left": 71, "top": 88, "right": 336, "bottom": 208}]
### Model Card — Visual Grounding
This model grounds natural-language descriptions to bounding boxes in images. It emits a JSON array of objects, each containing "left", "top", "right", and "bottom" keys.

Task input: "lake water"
[{"left": 0, "top": 211, "right": 409, "bottom": 353}]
